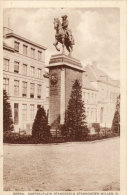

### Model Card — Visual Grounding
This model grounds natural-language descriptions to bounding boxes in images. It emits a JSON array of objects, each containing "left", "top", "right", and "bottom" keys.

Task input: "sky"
[{"left": 3, "top": 8, "right": 120, "bottom": 80}]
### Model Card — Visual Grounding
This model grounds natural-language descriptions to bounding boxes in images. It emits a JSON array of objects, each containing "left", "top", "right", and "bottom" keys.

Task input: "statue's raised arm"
[{"left": 53, "top": 15, "right": 75, "bottom": 56}]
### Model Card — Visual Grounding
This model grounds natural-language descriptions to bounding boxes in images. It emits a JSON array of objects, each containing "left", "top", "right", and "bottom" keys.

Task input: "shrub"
[
  {"left": 111, "top": 95, "right": 120, "bottom": 135},
  {"left": 3, "top": 90, "right": 14, "bottom": 132},
  {"left": 92, "top": 123, "right": 100, "bottom": 132},
  {"left": 65, "top": 80, "right": 87, "bottom": 141},
  {"left": 32, "top": 107, "right": 51, "bottom": 141}
]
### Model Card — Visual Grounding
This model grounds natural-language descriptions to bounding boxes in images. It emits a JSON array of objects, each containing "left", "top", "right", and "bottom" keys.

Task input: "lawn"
[{"left": 3, "top": 137, "right": 120, "bottom": 191}]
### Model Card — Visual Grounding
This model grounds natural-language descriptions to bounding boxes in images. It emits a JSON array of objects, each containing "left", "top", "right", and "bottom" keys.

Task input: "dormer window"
[{"left": 14, "top": 41, "right": 19, "bottom": 52}]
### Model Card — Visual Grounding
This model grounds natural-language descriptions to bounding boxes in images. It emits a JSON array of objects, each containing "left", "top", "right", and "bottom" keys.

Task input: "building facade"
[
  {"left": 82, "top": 71, "right": 98, "bottom": 126},
  {"left": 84, "top": 65, "right": 120, "bottom": 128},
  {"left": 3, "top": 27, "right": 48, "bottom": 134}
]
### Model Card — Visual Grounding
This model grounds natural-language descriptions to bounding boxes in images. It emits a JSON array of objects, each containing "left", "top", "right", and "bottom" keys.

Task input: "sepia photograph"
[{"left": 1, "top": 4, "right": 123, "bottom": 192}]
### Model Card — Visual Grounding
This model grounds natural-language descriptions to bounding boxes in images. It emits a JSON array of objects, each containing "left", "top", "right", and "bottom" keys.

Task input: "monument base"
[{"left": 46, "top": 54, "right": 85, "bottom": 136}]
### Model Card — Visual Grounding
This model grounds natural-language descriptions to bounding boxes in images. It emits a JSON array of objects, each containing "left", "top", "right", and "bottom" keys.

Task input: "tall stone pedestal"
[{"left": 46, "top": 54, "right": 84, "bottom": 136}]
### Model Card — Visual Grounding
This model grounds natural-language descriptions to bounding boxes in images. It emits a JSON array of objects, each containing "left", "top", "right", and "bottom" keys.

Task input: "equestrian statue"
[{"left": 53, "top": 15, "right": 75, "bottom": 56}]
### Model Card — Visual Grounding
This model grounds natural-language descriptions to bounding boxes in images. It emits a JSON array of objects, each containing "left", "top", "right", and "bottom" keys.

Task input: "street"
[{"left": 4, "top": 137, "right": 120, "bottom": 191}]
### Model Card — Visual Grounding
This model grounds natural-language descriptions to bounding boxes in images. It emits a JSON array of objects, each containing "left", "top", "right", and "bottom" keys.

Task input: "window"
[
  {"left": 85, "top": 93, "right": 88, "bottom": 101},
  {"left": 91, "top": 93, "right": 93, "bottom": 100},
  {"left": 30, "top": 83, "right": 35, "bottom": 98},
  {"left": 106, "top": 90, "right": 109, "bottom": 98},
  {"left": 38, "top": 51, "right": 42, "bottom": 61},
  {"left": 113, "top": 93, "right": 115, "bottom": 102},
  {"left": 30, "top": 104, "right": 34, "bottom": 120},
  {"left": 100, "top": 107, "right": 104, "bottom": 123},
  {"left": 31, "top": 48, "right": 35, "bottom": 58},
  {"left": 91, "top": 108, "right": 93, "bottom": 121},
  {"left": 14, "top": 80, "right": 19, "bottom": 96},
  {"left": 30, "top": 66, "right": 35, "bottom": 77},
  {"left": 22, "top": 64, "right": 27, "bottom": 75},
  {"left": 87, "top": 108, "right": 89, "bottom": 118},
  {"left": 37, "top": 68, "right": 41, "bottom": 78},
  {"left": 22, "top": 82, "right": 27, "bottom": 97},
  {"left": 37, "top": 84, "right": 41, "bottom": 98},
  {"left": 95, "top": 108, "right": 97, "bottom": 122},
  {"left": 14, "top": 103, "right": 19, "bottom": 124},
  {"left": 14, "top": 61, "right": 19, "bottom": 73},
  {"left": 110, "top": 92, "right": 113, "bottom": 103},
  {"left": 4, "top": 58, "right": 9, "bottom": 71},
  {"left": 22, "top": 104, "right": 27, "bottom": 121},
  {"left": 46, "top": 87, "right": 49, "bottom": 98},
  {"left": 23, "top": 45, "right": 27, "bottom": 56},
  {"left": 101, "top": 89, "right": 104, "bottom": 99},
  {"left": 88, "top": 93, "right": 90, "bottom": 101},
  {"left": 14, "top": 41, "right": 19, "bottom": 52},
  {"left": 3, "top": 78, "right": 9, "bottom": 94}
]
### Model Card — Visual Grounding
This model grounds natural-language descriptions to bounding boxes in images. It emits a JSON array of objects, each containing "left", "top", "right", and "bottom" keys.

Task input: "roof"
[
  {"left": 85, "top": 65, "right": 120, "bottom": 87},
  {"left": 6, "top": 33, "right": 47, "bottom": 50}
]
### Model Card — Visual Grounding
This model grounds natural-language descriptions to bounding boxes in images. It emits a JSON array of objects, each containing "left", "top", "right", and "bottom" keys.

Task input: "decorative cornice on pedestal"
[{"left": 46, "top": 54, "right": 85, "bottom": 72}]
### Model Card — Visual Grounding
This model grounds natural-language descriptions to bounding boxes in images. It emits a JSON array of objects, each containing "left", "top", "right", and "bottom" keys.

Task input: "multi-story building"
[
  {"left": 82, "top": 71, "right": 98, "bottom": 126},
  {"left": 3, "top": 27, "right": 47, "bottom": 133},
  {"left": 85, "top": 64, "right": 120, "bottom": 128}
]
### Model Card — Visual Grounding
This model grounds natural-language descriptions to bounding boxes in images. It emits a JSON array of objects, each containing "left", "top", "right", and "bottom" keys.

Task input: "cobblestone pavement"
[{"left": 3, "top": 137, "right": 120, "bottom": 191}]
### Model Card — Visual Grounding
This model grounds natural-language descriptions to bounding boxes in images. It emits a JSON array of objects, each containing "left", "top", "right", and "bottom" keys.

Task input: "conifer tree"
[
  {"left": 32, "top": 106, "right": 50, "bottom": 139},
  {"left": 64, "top": 80, "right": 88, "bottom": 141},
  {"left": 3, "top": 89, "right": 14, "bottom": 132},
  {"left": 112, "top": 95, "right": 120, "bottom": 134}
]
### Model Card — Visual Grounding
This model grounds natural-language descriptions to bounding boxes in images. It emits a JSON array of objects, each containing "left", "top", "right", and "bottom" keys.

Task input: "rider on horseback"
[
  {"left": 61, "top": 15, "right": 75, "bottom": 44},
  {"left": 53, "top": 15, "right": 74, "bottom": 54}
]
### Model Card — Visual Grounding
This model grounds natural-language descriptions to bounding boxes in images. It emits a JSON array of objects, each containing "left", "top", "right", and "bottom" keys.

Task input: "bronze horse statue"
[{"left": 53, "top": 18, "right": 75, "bottom": 56}]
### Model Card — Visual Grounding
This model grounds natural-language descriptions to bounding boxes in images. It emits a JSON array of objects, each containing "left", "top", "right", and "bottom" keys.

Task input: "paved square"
[{"left": 4, "top": 137, "right": 120, "bottom": 191}]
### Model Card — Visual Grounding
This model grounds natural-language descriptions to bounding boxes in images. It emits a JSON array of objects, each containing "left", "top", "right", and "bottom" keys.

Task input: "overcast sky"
[{"left": 4, "top": 8, "right": 120, "bottom": 80}]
